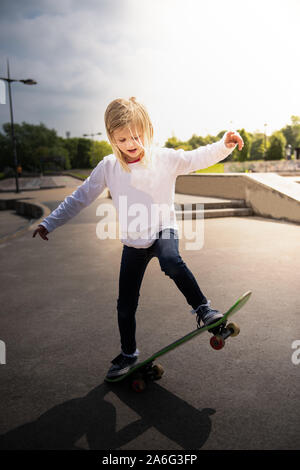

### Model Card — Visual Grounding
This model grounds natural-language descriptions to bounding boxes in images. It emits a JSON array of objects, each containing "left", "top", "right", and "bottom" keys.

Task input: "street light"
[
  {"left": 83, "top": 132, "right": 102, "bottom": 139},
  {"left": 285, "top": 144, "right": 292, "bottom": 160},
  {"left": 0, "top": 58, "right": 37, "bottom": 193}
]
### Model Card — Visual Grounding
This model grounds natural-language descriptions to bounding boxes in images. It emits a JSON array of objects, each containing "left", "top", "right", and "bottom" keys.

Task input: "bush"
[{"left": 3, "top": 166, "right": 15, "bottom": 177}]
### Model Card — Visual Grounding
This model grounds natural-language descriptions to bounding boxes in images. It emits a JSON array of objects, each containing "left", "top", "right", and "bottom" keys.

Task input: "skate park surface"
[{"left": 0, "top": 175, "right": 299, "bottom": 450}]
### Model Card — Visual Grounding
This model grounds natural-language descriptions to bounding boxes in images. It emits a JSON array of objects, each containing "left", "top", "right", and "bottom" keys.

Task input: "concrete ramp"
[
  {"left": 244, "top": 173, "right": 300, "bottom": 224},
  {"left": 176, "top": 173, "right": 300, "bottom": 224},
  {"left": 245, "top": 173, "right": 300, "bottom": 200}
]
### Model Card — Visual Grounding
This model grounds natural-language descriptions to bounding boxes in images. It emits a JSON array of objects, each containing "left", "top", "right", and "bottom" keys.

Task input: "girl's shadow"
[{"left": 0, "top": 381, "right": 215, "bottom": 450}]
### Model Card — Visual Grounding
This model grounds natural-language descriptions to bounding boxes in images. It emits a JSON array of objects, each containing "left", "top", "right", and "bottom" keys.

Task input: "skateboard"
[{"left": 105, "top": 290, "right": 252, "bottom": 392}]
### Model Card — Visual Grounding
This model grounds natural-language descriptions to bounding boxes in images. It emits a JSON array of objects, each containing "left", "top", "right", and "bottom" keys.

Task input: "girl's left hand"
[{"left": 224, "top": 131, "right": 244, "bottom": 151}]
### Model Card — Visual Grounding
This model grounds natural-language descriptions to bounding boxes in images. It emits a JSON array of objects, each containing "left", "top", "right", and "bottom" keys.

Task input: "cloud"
[
  {"left": 0, "top": 0, "right": 300, "bottom": 144},
  {"left": 0, "top": 1, "right": 131, "bottom": 138}
]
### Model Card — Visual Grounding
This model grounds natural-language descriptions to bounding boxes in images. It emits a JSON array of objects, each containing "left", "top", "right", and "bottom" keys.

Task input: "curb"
[
  {"left": 0, "top": 198, "right": 51, "bottom": 244},
  {"left": 0, "top": 185, "right": 65, "bottom": 193}
]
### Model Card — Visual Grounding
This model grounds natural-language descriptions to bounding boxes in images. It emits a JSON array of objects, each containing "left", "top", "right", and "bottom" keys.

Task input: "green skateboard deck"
[{"left": 105, "top": 291, "right": 252, "bottom": 390}]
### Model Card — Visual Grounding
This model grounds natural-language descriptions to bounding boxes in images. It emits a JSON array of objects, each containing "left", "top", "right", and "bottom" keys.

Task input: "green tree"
[
  {"left": 280, "top": 115, "right": 300, "bottom": 155},
  {"left": 62, "top": 137, "right": 79, "bottom": 168},
  {"left": 1, "top": 121, "right": 60, "bottom": 172},
  {"left": 203, "top": 134, "right": 218, "bottom": 145},
  {"left": 89, "top": 140, "right": 112, "bottom": 167},
  {"left": 249, "top": 133, "right": 266, "bottom": 161},
  {"left": 265, "top": 131, "right": 286, "bottom": 160},
  {"left": 187, "top": 134, "right": 207, "bottom": 149},
  {"left": 74, "top": 138, "right": 93, "bottom": 168},
  {"left": 35, "top": 146, "right": 49, "bottom": 173},
  {"left": 48, "top": 145, "right": 71, "bottom": 170},
  {"left": 164, "top": 136, "right": 192, "bottom": 150},
  {"left": 164, "top": 136, "right": 182, "bottom": 149},
  {"left": 231, "top": 129, "right": 251, "bottom": 162},
  {"left": 0, "top": 131, "right": 11, "bottom": 171}
]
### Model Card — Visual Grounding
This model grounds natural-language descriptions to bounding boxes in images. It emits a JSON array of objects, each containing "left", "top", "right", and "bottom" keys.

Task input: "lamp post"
[
  {"left": 0, "top": 58, "right": 37, "bottom": 193},
  {"left": 285, "top": 144, "right": 292, "bottom": 160},
  {"left": 83, "top": 132, "right": 102, "bottom": 140}
]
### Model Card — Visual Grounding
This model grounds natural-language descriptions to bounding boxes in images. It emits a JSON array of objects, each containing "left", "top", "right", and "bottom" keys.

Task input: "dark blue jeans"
[{"left": 117, "top": 228, "right": 208, "bottom": 354}]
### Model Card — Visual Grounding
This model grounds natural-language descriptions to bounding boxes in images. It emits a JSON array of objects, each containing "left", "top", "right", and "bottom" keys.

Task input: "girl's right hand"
[{"left": 32, "top": 224, "right": 49, "bottom": 241}]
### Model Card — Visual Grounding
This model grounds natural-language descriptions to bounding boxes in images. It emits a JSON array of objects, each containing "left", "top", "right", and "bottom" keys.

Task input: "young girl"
[{"left": 33, "top": 97, "right": 243, "bottom": 378}]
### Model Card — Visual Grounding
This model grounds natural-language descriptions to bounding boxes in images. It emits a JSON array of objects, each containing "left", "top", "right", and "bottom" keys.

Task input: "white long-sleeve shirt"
[{"left": 40, "top": 132, "right": 235, "bottom": 248}]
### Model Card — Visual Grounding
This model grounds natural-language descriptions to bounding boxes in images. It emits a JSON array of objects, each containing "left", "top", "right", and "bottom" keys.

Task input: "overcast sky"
[{"left": 0, "top": 0, "right": 299, "bottom": 146}]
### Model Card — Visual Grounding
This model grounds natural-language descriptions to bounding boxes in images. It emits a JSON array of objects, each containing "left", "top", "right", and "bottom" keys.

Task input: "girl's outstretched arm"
[
  {"left": 37, "top": 159, "right": 107, "bottom": 234},
  {"left": 169, "top": 131, "right": 243, "bottom": 176}
]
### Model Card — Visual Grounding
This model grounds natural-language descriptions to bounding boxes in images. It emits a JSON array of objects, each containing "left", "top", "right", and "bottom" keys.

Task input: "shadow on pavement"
[{"left": 0, "top": 382, "right": 215, "bottom": 450}]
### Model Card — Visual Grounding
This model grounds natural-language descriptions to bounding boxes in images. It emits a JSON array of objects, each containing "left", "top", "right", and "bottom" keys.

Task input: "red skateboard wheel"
[
  {"left": 131, "top": 378, "right": 146, "bottom": 392},
  {"left": 210, "top": 335, "right": 225, "bottom": 350}
]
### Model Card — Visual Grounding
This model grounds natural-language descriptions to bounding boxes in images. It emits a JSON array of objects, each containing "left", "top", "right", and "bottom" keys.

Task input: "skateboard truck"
[
  {"left": 210, "top": 321, "right": 240, "bottom": 350},
  {"left": 131, "top": 362, "right": 165, "bottom": 393}
]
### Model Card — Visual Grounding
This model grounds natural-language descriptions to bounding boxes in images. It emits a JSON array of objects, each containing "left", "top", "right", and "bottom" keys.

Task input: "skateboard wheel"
[
  {"left": 152, "top": 363, "right": 164, "bottom": 380},
  {"left": 131, "top": 378, "right": 146, "bottom": 393},
  {"left": 210, "top": 335, "right": 225, "bottom": 350},
  {"left": 227, "top": 322, "right": 240, "bottom": 337}
]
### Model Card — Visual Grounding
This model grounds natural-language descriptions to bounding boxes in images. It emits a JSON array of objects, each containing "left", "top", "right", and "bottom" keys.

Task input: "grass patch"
[
  {"left": 66, "top": 172, "right": 90, "bottom": 180},
  {"left": 195, "top": 163, "right": 224, "bottom": 173}
]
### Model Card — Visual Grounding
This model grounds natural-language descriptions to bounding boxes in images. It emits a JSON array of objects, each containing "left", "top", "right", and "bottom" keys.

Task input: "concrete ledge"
[
  {"left": 174, "top": 199, "right": 246, "bottom": 210},
  {"left": 0, "top": 198, "right": 51, "bottom": 243},
  {"left": 176, "top": 173, "right": 300, "bottom": 224},
  {"left": 176, "top": 207, "right": 253, "bottom": 219}
]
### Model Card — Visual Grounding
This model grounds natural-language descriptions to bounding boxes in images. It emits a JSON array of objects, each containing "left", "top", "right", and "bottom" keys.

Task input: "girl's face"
[{"left": 113, "top": 125, "right": 144, "bottom": 161}]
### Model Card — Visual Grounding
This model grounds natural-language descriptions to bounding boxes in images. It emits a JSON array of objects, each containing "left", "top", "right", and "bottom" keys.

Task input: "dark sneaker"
[
  {"left": 106, "top": 353, "right": 139, "bottom": 379},
  {"left": 192, "top": 300, "right": 224, "bottom": 328}
]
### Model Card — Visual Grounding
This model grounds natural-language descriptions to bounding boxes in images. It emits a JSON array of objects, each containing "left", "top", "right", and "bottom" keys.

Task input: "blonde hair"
[{"left": 104, "top": 97, "right": 154, "bottom": 172}]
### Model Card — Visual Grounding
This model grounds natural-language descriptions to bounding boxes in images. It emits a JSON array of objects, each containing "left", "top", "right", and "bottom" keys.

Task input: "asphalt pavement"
[{"left": 0, "top": 180, "right": 299, "bottom": 450}]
